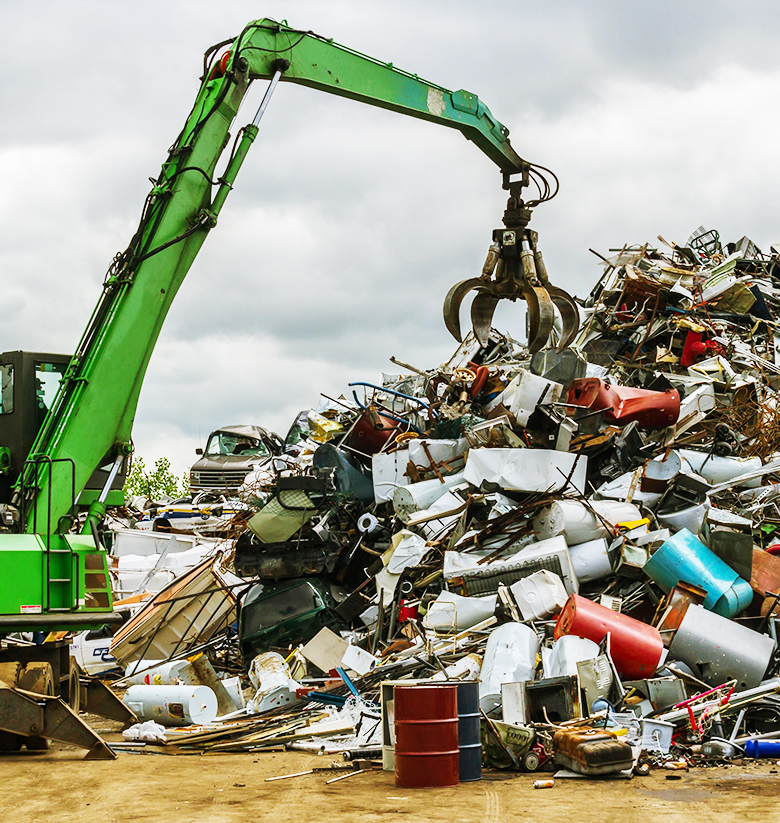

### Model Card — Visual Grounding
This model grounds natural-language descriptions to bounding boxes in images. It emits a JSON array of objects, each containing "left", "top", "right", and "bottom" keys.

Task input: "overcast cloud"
[{"left": 3, "top": 0, "right": 780, "bottom": 475}]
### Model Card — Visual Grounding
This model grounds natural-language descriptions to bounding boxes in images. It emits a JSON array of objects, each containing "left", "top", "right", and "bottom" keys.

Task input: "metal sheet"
[{"left": 668, "top": 603, "right": 774, "bottom": 690}]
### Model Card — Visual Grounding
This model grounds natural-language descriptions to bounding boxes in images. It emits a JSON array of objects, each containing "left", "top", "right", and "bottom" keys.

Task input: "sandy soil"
[{"left": 1, "top": 722, "right": 779, "bottom": 823}]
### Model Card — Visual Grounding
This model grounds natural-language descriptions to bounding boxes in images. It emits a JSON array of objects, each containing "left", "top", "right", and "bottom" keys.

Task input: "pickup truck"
[{"left": 189, "top": 424, "right": 283, "bottom": 493}]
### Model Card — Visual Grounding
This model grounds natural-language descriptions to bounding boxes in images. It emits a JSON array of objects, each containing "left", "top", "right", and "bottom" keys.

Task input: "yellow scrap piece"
[
  {"left": 308, "top": 411, "right": 345, "bottom": 442},
  {"left": 616, "top": 518, "right": 650, "bottom": 533},
  {"left": 671, "top": 315, "right": 706, "bottom": 333}
]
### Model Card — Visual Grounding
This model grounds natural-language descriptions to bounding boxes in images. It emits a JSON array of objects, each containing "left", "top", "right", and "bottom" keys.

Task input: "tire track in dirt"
[{"left": 482, "top": 787, "right": 501, "bottom": 823}]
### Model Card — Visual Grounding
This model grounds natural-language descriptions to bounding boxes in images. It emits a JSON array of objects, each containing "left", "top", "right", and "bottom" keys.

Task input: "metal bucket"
[
  {"left": 457, "top": 681, "right": 482, "bottom": 782},
  {"left": 394, "top": 684, "right": 459, "bottom": 788}
]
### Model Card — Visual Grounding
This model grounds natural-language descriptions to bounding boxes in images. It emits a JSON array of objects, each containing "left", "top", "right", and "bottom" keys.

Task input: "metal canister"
[
  {"left": 668, "top": 604, "right": 774, "bottom": 690},
  {"left": 394, "top": 684, "right": 459, "bottom": 788},
  {"left": 643, "top": 528, "right": 753, "bottom": 618},
  {"left": 555, "top": 594, "right": 664, "bottom": 679}
]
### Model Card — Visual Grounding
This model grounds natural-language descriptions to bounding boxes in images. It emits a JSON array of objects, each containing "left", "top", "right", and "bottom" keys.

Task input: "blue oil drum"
[{"left": 457, "top": 681, "right": 482, "bottom": 782}]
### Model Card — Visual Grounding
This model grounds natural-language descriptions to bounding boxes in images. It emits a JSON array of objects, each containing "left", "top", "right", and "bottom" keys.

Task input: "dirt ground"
[{"left": 2, "top": 721, "right": 780, "bottom": 823}]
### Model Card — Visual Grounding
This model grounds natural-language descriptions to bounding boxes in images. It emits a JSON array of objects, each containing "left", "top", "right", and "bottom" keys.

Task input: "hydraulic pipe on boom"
[{"left": 1, "top": 18, "right": 576, "bottom": 631}]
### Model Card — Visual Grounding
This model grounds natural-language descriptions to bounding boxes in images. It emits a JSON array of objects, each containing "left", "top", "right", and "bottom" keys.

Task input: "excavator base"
[
  {"left": 0, "top": 685, "right": 116, "bottom": 760},
  {"left": 0, "top": 640, "right": 135, "bottom": 759}
]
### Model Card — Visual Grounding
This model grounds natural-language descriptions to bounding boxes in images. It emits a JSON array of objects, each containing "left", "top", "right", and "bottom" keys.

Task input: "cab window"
[
  {"left": 35, "top": 361, "right": 67, "bottom": 428},
  {"left": 0, "top": 365, "right": 12, "bottom": 415}
]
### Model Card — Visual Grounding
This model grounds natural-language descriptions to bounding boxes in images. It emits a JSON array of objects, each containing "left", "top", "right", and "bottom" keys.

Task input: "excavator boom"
[{"left": 3, "top": 18, "right": 575, "bottom": 632}]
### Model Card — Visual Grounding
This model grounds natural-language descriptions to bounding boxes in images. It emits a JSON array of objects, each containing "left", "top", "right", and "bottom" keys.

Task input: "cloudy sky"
[{"left": 3, "top": 0, "right": 780, "bottom": 477}]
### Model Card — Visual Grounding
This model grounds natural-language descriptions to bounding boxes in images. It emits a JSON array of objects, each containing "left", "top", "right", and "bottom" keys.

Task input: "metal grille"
[
  {"left": 461, "top": 555, "right": 564, "bottom": 596},
  {"left": 190, "top": 470, "right": 249, "bottom": 489}
]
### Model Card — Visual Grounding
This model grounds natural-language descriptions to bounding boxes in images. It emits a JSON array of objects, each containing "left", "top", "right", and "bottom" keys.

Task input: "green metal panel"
[
  {"left": 0, "top": 533, "right": 112, "bottom": 630},
  {"left": 0, "top": 534, "right": 49, "bottom": 615},
  {"left": 77, "top": 489, "right": 125, "bottom": 508}
]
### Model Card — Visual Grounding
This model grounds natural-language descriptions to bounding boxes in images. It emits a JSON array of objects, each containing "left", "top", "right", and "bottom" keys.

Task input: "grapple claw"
[
  {"left": 523, "top": 284, "right": 555, "bottom": 354},
  {"left": 547, "top": 285, "right": 580, "bottom": 351},
  {"left": 471, "top": 291, "right": 500, "bottom": 347},
  {"left": 443, "top": 277, "right": 485, "bottom": 342},
  {"left": 443, "top": 186, "right": 577, "bottom": 354}
]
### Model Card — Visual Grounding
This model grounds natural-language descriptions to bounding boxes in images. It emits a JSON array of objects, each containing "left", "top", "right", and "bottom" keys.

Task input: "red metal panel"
[{"left": 566, "top": 378, "right": 680, "bottom": 430}]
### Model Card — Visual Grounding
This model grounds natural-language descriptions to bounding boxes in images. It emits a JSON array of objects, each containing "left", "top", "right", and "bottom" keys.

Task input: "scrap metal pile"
[{"left": 90, "top": 225, "right": 780, "bottom": 777}]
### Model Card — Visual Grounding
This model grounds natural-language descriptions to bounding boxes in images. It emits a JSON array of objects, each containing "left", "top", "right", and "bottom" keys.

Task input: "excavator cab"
[{"left": 0, "top": 352, "right": 126, "bottom": 507}]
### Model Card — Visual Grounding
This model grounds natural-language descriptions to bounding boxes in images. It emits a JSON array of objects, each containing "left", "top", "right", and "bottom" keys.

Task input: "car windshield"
[
  {"left": 205, "top": 431, "right": 270, "bottom": 458},
  {"left": 244, "top": 584, "right": 323, "bottom": 635}
]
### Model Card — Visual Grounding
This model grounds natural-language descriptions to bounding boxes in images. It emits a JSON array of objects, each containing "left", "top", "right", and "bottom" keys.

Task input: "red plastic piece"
[
  {"left": 681, "top": 331, "right": 721, "bottom": 368},
  {"left": 470, "top": 366, "right": 489, "bottom": 397},
  {"left": 398, "top": 599, "right": 418, "bottom": 622},
  {"left": 554, "top": 594, "right": 664, "bottom": 679},
  {"left": 394, "top": 684, "right": 459, "bottom": 788},
  {"left": 566, "top": 378, "right": 680, "bottom": 430}
]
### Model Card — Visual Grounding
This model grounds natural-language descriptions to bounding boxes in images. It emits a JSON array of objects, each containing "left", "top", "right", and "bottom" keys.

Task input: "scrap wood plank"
[
  {"left": 168, "top": 717, "right": 313, "bottom": 747},
  {"left": 207, "top": 721, "right": 356, "bottom": 752},
  {"left": 163, "top": 711, "right": 320, "bottom": 746}
]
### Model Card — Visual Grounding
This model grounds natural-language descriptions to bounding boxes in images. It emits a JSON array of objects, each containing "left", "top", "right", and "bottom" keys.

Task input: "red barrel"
[
  {"left": 554, "top": 594, "right": 663, "bottom": 679},
  {"left": 394, "top": 684, "right": 459, "bottom": 788}
]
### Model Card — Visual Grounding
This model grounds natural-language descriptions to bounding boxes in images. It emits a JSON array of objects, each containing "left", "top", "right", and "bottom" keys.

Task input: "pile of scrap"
[{"left": 80, "top": 225, "right": 780, "bottom": 782}]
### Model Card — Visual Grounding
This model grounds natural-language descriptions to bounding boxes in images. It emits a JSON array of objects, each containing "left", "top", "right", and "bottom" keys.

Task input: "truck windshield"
[{"left": 205, "top": 431, "right": 270, "bottom": 458}]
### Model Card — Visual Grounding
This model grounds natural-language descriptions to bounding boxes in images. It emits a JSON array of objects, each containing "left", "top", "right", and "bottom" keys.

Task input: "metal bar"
[
  {"left": 98, "top": 455, "right": 124, "bottom": 504},
  {"left": 325, "top": 769, "right": 367, "bottom": 784},
  {"left": 251, "top": 70, "right": 284, "bottom": 127}
]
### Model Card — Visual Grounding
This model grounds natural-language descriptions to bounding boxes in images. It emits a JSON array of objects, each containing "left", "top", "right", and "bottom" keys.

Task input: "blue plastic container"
[
  {"left": 744, "top": 739, "right": 780, "bottom": 758},
  {"left": 643, "top": 528, "right": 753, "bottom": 618}
]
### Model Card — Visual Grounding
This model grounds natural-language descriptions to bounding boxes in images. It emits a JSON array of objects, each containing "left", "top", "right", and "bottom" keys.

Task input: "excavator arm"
[{"left": 11, "top": 19, "right": 575, "bottom": 624}]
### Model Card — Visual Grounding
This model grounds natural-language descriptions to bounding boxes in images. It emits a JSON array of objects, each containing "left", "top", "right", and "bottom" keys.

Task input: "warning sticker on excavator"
[{"left": 21, "top": 605, "right": 42, "bottom": 613}]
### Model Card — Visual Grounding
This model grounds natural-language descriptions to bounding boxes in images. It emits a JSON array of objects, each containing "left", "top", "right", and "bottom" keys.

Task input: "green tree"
[{"left": 123, "top": 456, "right": 189, "bottom": 500}]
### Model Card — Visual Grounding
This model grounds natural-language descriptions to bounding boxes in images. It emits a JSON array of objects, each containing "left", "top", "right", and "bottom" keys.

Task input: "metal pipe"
[
  {"left": 0, "top": 611, "right": 124, "bottom": 627},
  {"left": 348, "top": 382, "right": 430, "bottom": 408},
  {"left": 252, "top": 69, "right": 284, "bottom": 127},
  {"left": 98, "top": 455, "right": 125, "bottom": 504}
]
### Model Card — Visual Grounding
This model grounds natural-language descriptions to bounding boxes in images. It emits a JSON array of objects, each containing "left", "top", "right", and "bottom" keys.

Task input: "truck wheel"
[
  {"left": 0, "top": 661, "right": 21, "bottom": 687},
  {"left": 0, "top": 730, "right": 23, "bottom": 751},
  {"left": 17, "top": 663, "right": 55, "bottom": 751},
  {"left": 67, "top": 657, "right": 82, "bottom": 714}
]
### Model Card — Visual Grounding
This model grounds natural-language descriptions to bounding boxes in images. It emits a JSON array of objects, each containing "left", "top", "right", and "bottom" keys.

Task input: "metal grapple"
[{"left": 443, "top": 185, "right": 580, "bottom": 353}]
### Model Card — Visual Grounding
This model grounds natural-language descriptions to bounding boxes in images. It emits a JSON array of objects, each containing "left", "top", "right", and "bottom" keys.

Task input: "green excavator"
[{"left": 0, "top": 18, "right": 578, "bottom": 756}]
